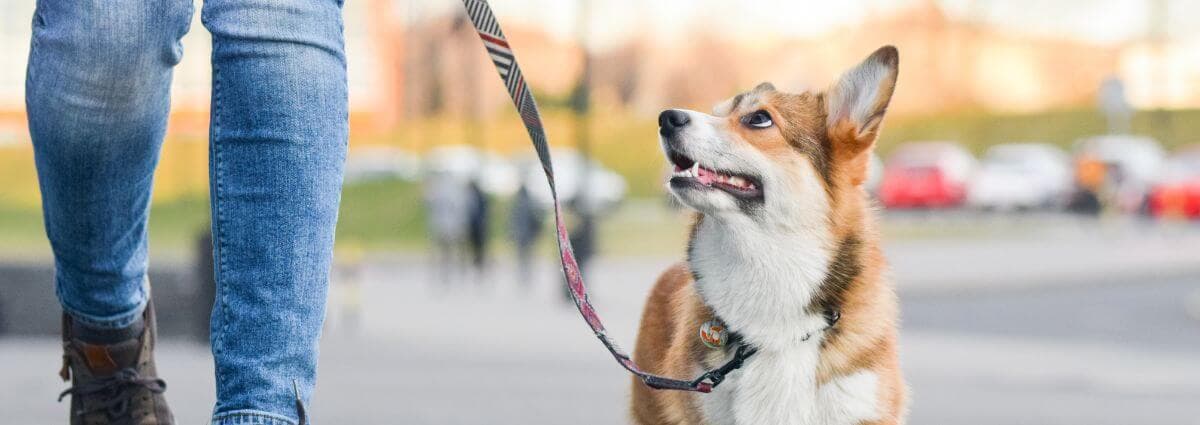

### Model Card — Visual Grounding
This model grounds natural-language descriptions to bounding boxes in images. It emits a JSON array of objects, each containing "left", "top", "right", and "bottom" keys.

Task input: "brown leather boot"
[{"left": 59, "top": 301, "right": 174, "bottom": 425}]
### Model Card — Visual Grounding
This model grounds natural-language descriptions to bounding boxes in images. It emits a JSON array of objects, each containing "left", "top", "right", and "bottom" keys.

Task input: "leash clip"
[
  {"left": 692, "top": 344, "right": 758, "bottom": 390},
  {"left": 695, "top": 309, "right": 838, "bottom": 390}
]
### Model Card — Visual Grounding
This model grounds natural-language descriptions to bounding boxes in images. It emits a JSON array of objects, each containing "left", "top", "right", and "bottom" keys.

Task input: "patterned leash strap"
[{"left": 461, "top": 0, "right": 747, "bottom": 393}]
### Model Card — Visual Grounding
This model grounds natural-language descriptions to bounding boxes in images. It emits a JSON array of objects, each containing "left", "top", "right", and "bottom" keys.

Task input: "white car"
[
  {"left": 344, "top": 146, "right": 422, "bottom": 182},
  {"left": 967, "top": 143, "right": 1072, "bottom": 211},
  {"left": 423, "top": 145, "right": 519, "bottom": 196},
  {"left": 865, "top": 152, "right": 884, "bottom": 195},
  {"left": 518, "top": 149, "right": 627, "bottom": 214}
]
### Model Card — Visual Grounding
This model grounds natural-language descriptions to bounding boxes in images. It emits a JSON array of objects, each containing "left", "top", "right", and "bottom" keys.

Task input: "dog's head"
[{"left": 660, "top": 46, "right": 898, "bottom": 227}]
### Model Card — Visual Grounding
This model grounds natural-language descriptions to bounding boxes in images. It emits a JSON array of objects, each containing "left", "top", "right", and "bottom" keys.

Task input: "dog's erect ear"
[
  {"left": 825, "top": 46, "right": 899, "bottom": 149},
  {"left": 825, "top": 46, "right": 898, "bottom": 187}
]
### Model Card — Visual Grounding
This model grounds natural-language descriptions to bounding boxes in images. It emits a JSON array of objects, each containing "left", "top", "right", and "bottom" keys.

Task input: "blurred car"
[
  {"left": 1147, "top": 146, "right": 1200, "bottom": 219},
  {"left": 1071, "top": 135, "right": 1167, "bottom": 213},
  {"left": 865, "top": 152, "right": 884, "bottom": 195},
  {"left": 423, "top": 145, "right": 518, "bottom": 196},
  {"left": 879, "top": 142, "right": 976, "bottom": 209},
  {"left": 966, "top": 143, "right": 1071, "bottom": 211},
  {"left": 344, "top": 146, "right": 421, "bottom": 183},
  {"left": 518, "top": 149, "right": 627, "bottom": 214}
]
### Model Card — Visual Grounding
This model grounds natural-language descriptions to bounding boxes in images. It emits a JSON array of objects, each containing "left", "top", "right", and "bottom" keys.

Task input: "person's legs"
[
  {"left": 27, "top": 0, "right": 193, "bottom": 422},
  {"left": 28, "top": 0, "right": 193, "bottom": 332},
  {"left": 201, "top": 0, "right": 347, "bottom": 422}
]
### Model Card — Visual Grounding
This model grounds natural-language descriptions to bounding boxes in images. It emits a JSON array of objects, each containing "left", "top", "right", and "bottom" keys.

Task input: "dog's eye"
[{"left": 743, "top": 110, "right": 773, "bottom": 129}]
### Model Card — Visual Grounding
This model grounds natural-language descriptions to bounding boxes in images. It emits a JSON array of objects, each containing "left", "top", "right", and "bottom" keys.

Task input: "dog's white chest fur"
[
  {"left": 689, "top": 211, "right": 881, "bottom": 424},
  {"left": 698, "top": 343, "right": 881, "bottom": 425}
]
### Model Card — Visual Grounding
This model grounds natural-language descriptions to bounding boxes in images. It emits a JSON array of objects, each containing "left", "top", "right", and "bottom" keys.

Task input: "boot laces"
[{"left": 58, "top": 367, "right": 166, "bottom": 418}]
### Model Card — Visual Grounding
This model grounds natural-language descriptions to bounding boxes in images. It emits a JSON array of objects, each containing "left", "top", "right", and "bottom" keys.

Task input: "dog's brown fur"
[{"left": 631, "top": 46, "right": 906, "bottom": 425}]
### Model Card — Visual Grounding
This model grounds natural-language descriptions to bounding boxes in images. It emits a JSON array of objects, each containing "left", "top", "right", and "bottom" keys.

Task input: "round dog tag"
[{"left": 699, "top": 320, "right": 728, "bottom": 349}]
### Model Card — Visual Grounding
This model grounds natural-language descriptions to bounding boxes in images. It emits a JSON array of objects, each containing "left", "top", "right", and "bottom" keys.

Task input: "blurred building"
[
  {"left": 588, "top": 0, "right": 1123, "bottom": 115},
  {"left": 3, "top": 0, "right": 1200, "bottom": 139},
  {"left": 1121, "top": 38, "right": 1200, "bottom": 109},
  {"left": 381, "top": 0, "right": 1200, "bottom": 119},
  {"left": 399, "top": 14, "right": 584, "bottom": 120},
  {"left": 0, "top": 0, "right": 408, "bottom": 139}
]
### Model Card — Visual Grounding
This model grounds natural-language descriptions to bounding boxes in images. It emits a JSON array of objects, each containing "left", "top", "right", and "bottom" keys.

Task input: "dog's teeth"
[
  {"left": 729, "top": 176, "right": 744, "bottom": 187},
  {"left": 691, "top": 162, "right": 700, "bottom": 175}
]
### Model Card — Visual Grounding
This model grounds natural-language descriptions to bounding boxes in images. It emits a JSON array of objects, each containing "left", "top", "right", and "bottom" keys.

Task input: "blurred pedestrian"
[
  {"left": 509, "top": 183, "right": 545, "bottom": 287},
  {"left": 564, "top": 199, "right": 596, "bottom": 302},
  {"left": 1069, "top": 155, "right": 1105, "bottom": 215},
  {"left": 424, "top": 172, "right": 472, "bottom": 285},
  {"left": 330, "top": 245, "right": 365, "bottom": 336},
  {"left": 25, "top": 0, "right": 347, "bottom": 422},
  {"left": 466, "top": 178, "right": 491, "bottom": 275},
  {"left": 194, "top": 228, "right": 216, "bottom": 341}
]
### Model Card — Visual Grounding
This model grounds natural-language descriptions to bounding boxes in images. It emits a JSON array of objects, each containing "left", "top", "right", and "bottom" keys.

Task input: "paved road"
[
  {"left": 902, "top": 278, "right": 1200, "bottom": 425},
  {"left": 904, "top": 278, "right": 1200, "bottom": 353},
  {"left": 3, "top": 257, "right": 1199, "bottom": 424}
]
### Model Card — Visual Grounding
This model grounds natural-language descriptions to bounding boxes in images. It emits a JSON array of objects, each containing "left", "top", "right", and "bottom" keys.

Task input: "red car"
[
  {"left": 879, "top": 142, "right": 976, "bottom": 209},
  {"left": 1148, "top": 150, "right": 1200, "bottom": 219}
]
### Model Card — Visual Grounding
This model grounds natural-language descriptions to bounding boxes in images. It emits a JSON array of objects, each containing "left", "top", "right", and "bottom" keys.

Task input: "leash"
[{"left": 461, "top": 0, "right": 754, "bottom": 393}]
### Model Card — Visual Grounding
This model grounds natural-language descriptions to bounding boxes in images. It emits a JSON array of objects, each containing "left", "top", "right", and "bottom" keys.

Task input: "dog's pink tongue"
[{"left": 695, "top": 166, "right": 717, "bottom": 186}]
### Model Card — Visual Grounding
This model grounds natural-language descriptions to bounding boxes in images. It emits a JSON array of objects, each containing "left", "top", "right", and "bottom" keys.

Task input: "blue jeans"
[{"left": 25, "top": 0, "right": 348, "bottom": 423}]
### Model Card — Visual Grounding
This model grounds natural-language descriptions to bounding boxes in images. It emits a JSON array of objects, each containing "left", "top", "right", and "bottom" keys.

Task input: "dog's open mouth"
[{"left": 667, "top": 150, "right": 763, "bottom": 199}]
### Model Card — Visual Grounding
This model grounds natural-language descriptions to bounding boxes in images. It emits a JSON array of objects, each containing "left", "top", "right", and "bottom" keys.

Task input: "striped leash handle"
[{"left": 460, "top": 0, "right": 715, "bottom": 393}]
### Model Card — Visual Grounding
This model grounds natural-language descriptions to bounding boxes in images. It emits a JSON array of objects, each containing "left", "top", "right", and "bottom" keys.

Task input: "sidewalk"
[
  {"left": 4, "top": 223, "right": 1200, "bottom": 423},
  {"left": 886, "top": 227, "right": 1200, "bottom": 293},
  {"left": 5, "top": 331, "right": 1199, "bottom": 424}
]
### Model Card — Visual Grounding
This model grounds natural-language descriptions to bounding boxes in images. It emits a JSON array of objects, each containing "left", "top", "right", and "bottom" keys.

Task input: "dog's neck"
[{"left": 688, "top": 213, "right": 839, "bottom": 352}]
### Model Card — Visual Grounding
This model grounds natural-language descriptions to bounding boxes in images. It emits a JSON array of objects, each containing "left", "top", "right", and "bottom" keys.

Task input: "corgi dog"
[{"left": 630, "top": 46, "right": 906, "bottom": 425}]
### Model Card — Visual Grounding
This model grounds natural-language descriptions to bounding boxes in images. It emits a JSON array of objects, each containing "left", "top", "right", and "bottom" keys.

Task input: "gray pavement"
[
  {"left": 883, "top": 214, "right": 1200, "bottom": 293},
  {"left": 4, "top": 250, "right": 1200, "bottom": 424},
  {"left": 904, "top": 278, "right": 1200, "bottom": 353}
]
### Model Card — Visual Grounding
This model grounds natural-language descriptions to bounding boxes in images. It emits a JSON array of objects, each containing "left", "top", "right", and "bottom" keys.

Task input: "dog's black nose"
[{"left": 658, "top": 109, "right": 690, "bottom": 137}]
